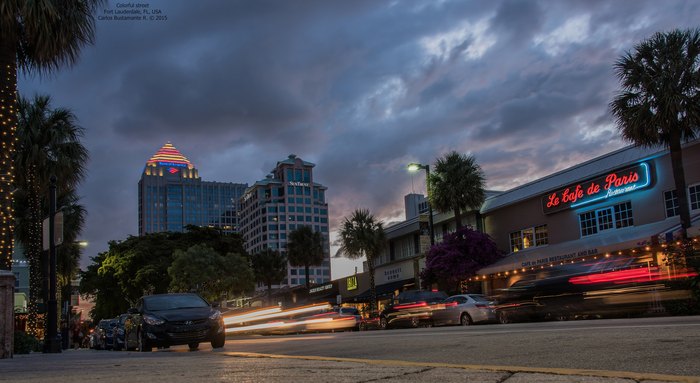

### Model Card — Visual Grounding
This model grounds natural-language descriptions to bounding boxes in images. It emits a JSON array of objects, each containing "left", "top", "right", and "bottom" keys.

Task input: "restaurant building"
[{"left": 478, "top": 140, "right": 700, "bottom": 292}]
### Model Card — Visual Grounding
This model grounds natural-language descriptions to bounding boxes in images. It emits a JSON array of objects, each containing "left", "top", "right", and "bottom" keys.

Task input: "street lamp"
[{"left": 407, "top": 163, "right": 435, "bottom": 246}]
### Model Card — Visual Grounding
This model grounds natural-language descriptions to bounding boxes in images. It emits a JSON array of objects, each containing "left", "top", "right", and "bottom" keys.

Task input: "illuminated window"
[{"left": 509, "top": 225, "right": 548, "bottom": 253}]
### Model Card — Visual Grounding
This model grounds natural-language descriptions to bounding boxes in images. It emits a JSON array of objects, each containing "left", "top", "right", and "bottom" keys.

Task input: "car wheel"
[
  {"left": 188, "top": 342, "right": 199, "bottom": 351},
  {"left": 359, "top": 322, "right": 367, "bottom": 331},
  {"left": 137, "top": 330, "right": 151, "bottom": 352},
  {"left": 498, "top": 311, "right": 510, "bottom": 324},
  {"left": 379, "top": 317, "right": 388, "bottom": 330},
  {"left": 410, "top": 317, "right": 420, "bottom": 328},
  {"left": 211, "top": 333, "right": 225, "bottom": 349},
  {"left": 460, "top": 313, "right": 473, "bottom": 326}
]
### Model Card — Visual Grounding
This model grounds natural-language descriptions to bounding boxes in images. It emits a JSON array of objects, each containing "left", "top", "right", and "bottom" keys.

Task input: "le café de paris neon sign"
[{"left": 541, "top": 162, "right": 651, "bottom": 214}]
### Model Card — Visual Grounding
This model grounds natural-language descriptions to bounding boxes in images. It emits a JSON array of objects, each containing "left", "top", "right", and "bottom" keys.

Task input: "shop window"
[
  {"left": 664, "top": 190, "right": 679, "bottom": 218},
  {"left": 534, "top": 225, "right": 548, "bottom": 246}
]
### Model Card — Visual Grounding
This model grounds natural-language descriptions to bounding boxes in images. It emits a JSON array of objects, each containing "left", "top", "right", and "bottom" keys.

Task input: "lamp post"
[{"left": 407, "top": 163, "right": 435, "bottom": 246}]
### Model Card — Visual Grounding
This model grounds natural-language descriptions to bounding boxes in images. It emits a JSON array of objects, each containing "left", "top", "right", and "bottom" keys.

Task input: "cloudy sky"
[{"left": 19, "top": 0, "right": 700, "bottom": 278}]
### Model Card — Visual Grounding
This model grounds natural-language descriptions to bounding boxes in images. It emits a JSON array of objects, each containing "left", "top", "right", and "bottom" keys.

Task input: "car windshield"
[
  {"left": 143, "top": 294, "right": 208, "bottom": 311},
  {"left": 469, "top": 295, "right": 490, "bottom": 303}
]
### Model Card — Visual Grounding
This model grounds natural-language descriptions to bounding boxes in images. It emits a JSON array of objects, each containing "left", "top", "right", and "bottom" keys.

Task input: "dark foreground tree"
[
  {"left": 428, "top": 151, "right": 486, "bottom": 230},
  {"left": 14, "top": 95, "right": 88, "bottom": 336},
  {"left": 421, "top": 226, "right": 502, "bottom": 294},
  {"left": 1, "top": 0, "right": 102, "bottom": 270},
  {"left": 610, "top": 28, "right": 700, "bottom": 239}
]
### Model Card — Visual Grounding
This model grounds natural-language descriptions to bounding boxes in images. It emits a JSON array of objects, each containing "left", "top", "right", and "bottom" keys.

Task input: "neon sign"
[
  {"left": 542, "top": 162, "right": 651, "bottom": 214},
  {"left": 167, "top": 167, "right": 179, "bottom": 174},
  {"left": 158, "top": 161, "right": 187, "bottom": 168}
]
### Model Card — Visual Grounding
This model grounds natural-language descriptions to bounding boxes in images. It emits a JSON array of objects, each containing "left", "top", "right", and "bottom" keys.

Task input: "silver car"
[{"left": 432, "top": 294, "right": 497, "bottom": 326}]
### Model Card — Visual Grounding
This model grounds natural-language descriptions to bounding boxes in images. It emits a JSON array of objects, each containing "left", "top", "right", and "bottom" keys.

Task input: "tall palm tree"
[
  {"left": 428, "top": 151, "right": 486, "bottom": 230},
  {"left": 286, "top": 225, "right": 325, "bottom": 289},
  {"left": 14, "top": 94, "right": 88, "bottom": 336},
  {"left": 0, "top": 0, "right": 101, "bottom": 270},
  {"left": 338, "top": 209, "right": 385, "bottom": 313},
  {"left": 251, "top": 249, "right": 287, "bottom": 305},
  {"left": 610, "top": 28, "right": 700, "bottom": 240}
]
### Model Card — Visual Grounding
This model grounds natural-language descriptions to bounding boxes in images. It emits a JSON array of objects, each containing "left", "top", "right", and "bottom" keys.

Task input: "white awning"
[{"left": 478, "top": 214, "right": 700, "bottom": 275}]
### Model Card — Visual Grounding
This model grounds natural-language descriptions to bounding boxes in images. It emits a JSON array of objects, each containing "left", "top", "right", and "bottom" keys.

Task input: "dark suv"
[
  {"left": 129, "top": 293, "right": 225, "bottom": 352},
  {"left": 379, "top": 290, "right": 448, "bottom": 329}
]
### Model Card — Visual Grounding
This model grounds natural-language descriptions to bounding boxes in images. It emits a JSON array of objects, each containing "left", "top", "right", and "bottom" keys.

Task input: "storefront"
[{"left": 478, "top": 140, "right": 700, "bottom": 294}]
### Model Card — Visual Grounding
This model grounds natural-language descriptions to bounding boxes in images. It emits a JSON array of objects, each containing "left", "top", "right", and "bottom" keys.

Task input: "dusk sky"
[{"left": 18, "top": 0, "right": 700, "bottom": 279}]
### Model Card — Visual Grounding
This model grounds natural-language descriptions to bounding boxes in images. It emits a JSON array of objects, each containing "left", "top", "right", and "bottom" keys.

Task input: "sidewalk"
[{"left": 0, "top": 348, "right": 698, "bottom": 383}]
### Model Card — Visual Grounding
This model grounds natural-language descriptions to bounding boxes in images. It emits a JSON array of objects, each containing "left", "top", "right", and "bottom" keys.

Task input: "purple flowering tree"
[{"left": 421, "top": 226, "right": 502, "bottom": 293}]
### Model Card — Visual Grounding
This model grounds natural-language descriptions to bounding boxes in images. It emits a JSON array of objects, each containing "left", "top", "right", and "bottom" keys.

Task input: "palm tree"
[
  {"left": 338, "top": 209, "right": 385, "bottom": 313},
  {"left": 0, "top": 0, "right": 101, "bottom": 270},
  {"left": 251, "top": 249, "right": 288, "bottom": 305},
  {"left": 286, "top": 225, "right": 325, "bottom": 289},
  {"left": 610, "top": 28, "right": 700, "bottom": 240},
  {"left": 428, "top": 151, "right": 486, "bottom": 230},
  {"left": 14, "top": 94, "right": 88, "bottom": 336}
]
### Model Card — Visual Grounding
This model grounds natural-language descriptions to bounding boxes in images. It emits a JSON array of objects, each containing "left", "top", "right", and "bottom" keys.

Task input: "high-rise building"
[
  {"left": 138, "top": 142, "right": 248, "bottom": 235},
  {"left": 239, "top": 154, "right": 331, "bottom": 287}
]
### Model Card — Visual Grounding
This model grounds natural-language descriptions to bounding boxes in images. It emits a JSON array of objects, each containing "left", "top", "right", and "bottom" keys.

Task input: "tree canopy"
[
  {"left": 286, "top": 225, "right": 325, "bottom": 289},
  {"left": 610, "top": 28, "right": 700, "bottom": 238},
  {"left": 420, "top": 226, "right": 502, "bottom": 294},
  {"left": 428, "top": 151, "right": 485, "bottom": 229},
  {"left": 80, "top": 227, "right": 252, "bottom": 322},
  {"left": 338, "top": 209, "right": 385, "bottom": 312}
]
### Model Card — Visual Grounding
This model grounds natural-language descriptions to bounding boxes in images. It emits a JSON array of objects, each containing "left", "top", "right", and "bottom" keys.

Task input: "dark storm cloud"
[{"left": 17, "top": 0, "right": 700, "bottom": 276}]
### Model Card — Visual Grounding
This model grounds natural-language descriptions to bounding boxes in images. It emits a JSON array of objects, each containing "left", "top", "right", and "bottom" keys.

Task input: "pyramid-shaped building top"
[{"left": 146, "top": 142, "right": 194, "bottom": 169}]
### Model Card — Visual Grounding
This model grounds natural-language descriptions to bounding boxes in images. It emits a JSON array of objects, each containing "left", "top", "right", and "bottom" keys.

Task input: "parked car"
[
  {"left": 96, "top": 318, "right": 118, "bottom": 350},
  {"left": 113, "top": 313, "right": 138, "bottom": 351},
  {"left": 379, "top": 290, "right": 448, "bottom": 329},
  {"left": 431, "top": 294, "right": 497, "bottom": 326},
  {"left": 129, "top": 293, "right": 225, "bottom": 352}
]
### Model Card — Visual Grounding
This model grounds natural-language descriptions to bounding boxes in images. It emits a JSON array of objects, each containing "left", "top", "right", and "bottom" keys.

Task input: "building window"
[
  {"left": 664, "top": 190, "right": 679, "bottom": 218},
  {"left": 579, "top": 202, "right": 633, "bottom": 237},
  {"left": 509, "top": 225, "right": 548, "bottom": 253},
  {"left": 690, "top": 184, "right": 700, "bottom": 210}
]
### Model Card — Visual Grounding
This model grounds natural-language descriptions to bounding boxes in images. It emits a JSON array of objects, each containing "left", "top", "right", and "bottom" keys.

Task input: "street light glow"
[{"left": 407, "top": 163, "right": 424, "bottom": 172}]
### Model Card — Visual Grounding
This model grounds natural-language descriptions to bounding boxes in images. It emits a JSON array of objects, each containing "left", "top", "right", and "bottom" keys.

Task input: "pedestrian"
[{"left": 72, "top": 326, "right": 81, "bottom": 349}]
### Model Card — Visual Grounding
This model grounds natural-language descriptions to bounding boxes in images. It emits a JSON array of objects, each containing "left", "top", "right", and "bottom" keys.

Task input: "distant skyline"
[{"left": 17, "top": 0, "right": 700, "bottom": 279}]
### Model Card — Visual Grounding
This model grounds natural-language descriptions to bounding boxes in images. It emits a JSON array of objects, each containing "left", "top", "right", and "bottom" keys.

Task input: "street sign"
[{"left": 42, "top": 212, "right": 64, "bottom": 251}]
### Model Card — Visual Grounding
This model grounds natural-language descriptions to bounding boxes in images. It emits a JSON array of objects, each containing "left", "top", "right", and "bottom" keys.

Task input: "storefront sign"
[
  {"left": 520, "top": 248, "right": 598, "bottom": 268},
  {"left": 542, "top": 162, "right": 651, "bottom": 214},
  {"left": 288, "top": 181, "right": 310, "bottom": 187},
  {"left": 346, "top": 275, "right": 358, "bottom": 291},
  {"left": 309, "top": 283, "right": 333, "bottom": 294}
]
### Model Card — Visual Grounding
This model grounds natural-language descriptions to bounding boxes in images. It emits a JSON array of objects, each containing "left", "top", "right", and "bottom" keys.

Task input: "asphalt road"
[{"left": 223, "top": 315, "right": 700, "bottom": 377}]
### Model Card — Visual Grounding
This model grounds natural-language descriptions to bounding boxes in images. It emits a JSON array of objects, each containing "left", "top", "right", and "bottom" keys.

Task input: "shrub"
[{"left": 13, "top": 331, "right": 39, "bottom": 354}]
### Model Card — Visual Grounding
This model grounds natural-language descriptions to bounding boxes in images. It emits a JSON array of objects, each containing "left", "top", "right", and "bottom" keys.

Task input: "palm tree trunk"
[
  {"left": 27, "top": 178, "right": 44, "bottom": 337},
  {"left": 305, "top": 264, "right": 310, "bottom": 289},
  {"left": 367, "top": 255, "right": 376, "bottom": 313},
  {"left": 669, "top": 131, "right": 690, "bottom": 240},
  {"left": 0, "top": 37, "right": 17, "bottom": 270},
  {"left": 267, "top": 281, "right": 272, "bottom": 306},
  {"left": 454, "top": 207, "right": 463, "bottom": 229}
]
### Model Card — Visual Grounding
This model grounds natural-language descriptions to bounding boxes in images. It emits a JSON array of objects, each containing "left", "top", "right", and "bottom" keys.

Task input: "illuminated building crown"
[{"left": 146, "top": 142, "right": 194, "bottom": 169}]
